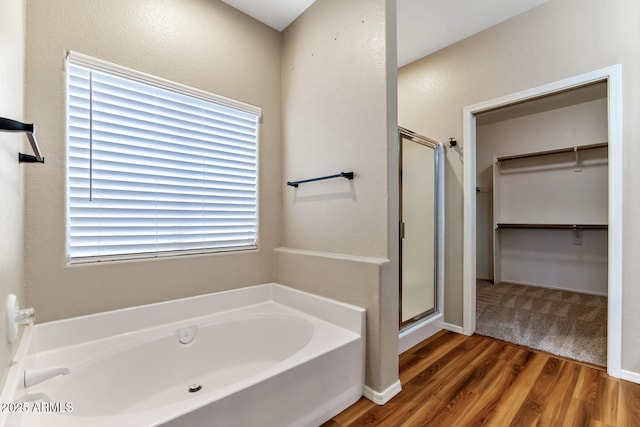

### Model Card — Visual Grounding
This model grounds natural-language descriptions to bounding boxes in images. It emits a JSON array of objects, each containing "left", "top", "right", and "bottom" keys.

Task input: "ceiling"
[
  {"left": 221, "top": 0, "right": 316, "bottom": 32},
  {"left": 221, "top": 0, "right": 550, "bottom": 67}
]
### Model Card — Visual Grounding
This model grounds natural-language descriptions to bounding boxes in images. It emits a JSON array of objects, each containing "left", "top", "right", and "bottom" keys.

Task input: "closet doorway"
[
  {"left": 475, "top": 82, "right": 608, "bottom": 366},
  {"left": 462, "top": 66, "right": 623, "bottom": 378}
]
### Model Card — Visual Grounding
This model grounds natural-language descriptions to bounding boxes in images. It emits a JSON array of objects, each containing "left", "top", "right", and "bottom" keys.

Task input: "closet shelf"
[
  {"left": 495, "top": 142, "right": 607, "bottom": 163},
  {"left": 496, "top": 223, "right": 608, "bottom": 230}
]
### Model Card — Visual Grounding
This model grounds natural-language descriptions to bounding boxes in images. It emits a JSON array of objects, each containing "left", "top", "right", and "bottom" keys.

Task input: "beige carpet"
[{"left": 476, "top": 280, "right": 607, "bottom": 366}]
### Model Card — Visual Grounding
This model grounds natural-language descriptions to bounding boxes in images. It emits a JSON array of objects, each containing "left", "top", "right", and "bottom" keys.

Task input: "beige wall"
[
  {"left": 0, "top": 0, "right": 26, "bottom": 387},
  {"left": 280, "top": 0, "right": 399, "bottom": 393},
  {"left": 398, "top": 0, "right": 640, "bottom": 373},
  {"left": 24, "top": 0, "right": 283, "bottom": 322},
  {"left": 22, "top": 0, "right": 400, "bottom": 396},
  {"left": 282, "top": 0, "right": 392, "bottom": 258}
]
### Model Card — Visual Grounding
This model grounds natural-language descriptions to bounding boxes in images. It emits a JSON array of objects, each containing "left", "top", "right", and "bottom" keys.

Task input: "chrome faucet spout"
[{"left": 24, "top": 366, "right": 71, "bottom": 388}]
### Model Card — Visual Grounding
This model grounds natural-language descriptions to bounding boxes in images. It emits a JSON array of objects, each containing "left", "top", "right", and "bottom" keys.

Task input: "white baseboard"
[
  {"left": 363, "top": 380, "right": 402, "bottom": 405},
  {"left": 444, "top": 322, "right": 465, "bottom": 334},
  {"left": 621, "top": 369, "right": 640, "bottom": 384}
]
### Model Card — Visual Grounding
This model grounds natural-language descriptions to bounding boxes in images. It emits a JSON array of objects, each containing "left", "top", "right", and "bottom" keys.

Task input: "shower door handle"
[{"left": 400, "top": 222, "right": 405, "bottom": 239}]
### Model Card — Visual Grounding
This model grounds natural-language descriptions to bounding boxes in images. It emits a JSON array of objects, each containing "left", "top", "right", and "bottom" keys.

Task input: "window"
[{"left": 66, "top": 52, "right": 260, "bottom": 263}]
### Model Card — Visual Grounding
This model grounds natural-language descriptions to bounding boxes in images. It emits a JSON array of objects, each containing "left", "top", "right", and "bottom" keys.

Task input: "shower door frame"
[{"left": 398, "top": 127, "right": 442, "bottom": 330}]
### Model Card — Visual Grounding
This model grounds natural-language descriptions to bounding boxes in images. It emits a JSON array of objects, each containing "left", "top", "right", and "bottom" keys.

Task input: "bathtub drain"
[{"left": 188, "top": 384, "right": 202, "bottom": 393}]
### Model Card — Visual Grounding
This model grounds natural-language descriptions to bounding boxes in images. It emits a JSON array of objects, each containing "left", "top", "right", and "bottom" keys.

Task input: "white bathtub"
[{"left": 0, "top": 284, "right": 366, "bottom": 427}]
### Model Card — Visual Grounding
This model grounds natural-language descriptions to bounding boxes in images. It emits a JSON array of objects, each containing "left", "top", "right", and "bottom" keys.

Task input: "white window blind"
[{"left": 66, "top": 52, "right": 260, "bottom": 263}]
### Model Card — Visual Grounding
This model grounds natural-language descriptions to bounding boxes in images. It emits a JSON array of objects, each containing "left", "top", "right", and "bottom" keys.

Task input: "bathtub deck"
[{"left": 323, "top": 330, "right": 640, "bottom": 426}]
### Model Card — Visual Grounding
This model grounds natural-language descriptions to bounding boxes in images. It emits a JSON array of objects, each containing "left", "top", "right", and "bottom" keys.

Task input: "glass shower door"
[{"left": 399, "top": 129, "right": 438, "bottom": 328}]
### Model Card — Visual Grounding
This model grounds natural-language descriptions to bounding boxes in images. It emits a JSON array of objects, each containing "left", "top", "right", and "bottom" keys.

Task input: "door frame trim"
[{"left": 462, "top": 65, "right": 623, "bottom": 378}]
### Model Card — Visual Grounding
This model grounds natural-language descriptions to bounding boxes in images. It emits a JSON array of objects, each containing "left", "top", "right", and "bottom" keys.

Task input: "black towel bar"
[
  {"left": 0, "top": 117, "right": 45, "bottom": 163},
  {"left": 287, "top": 171, "right": 354, "bottom": 188}
]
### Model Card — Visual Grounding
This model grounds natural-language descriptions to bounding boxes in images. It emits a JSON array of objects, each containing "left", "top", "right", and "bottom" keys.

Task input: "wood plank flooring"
[{"left": 322, "top": 331, "right": 640, "bottom": 426}]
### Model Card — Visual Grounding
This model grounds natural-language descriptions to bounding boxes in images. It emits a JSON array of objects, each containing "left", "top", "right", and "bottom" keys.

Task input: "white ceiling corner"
[{"left": 221, "top": 0, "right": 316, "bottom": 32}]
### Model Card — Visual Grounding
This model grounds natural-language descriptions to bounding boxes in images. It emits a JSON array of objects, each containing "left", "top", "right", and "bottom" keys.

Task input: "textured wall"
[
  {"left": 22, "top": 0, "right": 402, "bottom": 396},
  {"left": 282, "top": 0, "right": 392, "bottom": 258},
  {"left": 24, "top": 0, "right": 283, "bottom": 322},
  {"left": 398, "top": 0, "right": 640, "bottom": 373},
  {"left": 0, "top": 0, "right": 26, "bottom": 387},
  {"left": 280, "top": 0, "right": 399, "bottom": 394}
]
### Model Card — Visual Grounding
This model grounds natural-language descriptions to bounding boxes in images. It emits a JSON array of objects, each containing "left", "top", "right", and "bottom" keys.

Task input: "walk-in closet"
[{"left": 475, "top": 82, "right": 608, "bottom": 366}]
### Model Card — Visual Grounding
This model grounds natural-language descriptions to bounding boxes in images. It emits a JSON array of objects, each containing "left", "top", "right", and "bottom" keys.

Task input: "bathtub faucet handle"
[
  {"left": 17, "top": 307, "right": 35, "bottom": 326},
  {"left": 6, "top": 294, "right": 35, "bottom": 343}
]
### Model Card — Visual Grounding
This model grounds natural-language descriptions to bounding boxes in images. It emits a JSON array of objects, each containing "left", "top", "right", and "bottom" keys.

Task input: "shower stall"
[{"left": 398, "top": 127, "right": 444, "bottom": 350}]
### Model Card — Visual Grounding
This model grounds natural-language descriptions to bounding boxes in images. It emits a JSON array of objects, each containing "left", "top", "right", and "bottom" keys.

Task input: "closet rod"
[
  {"left": 496, "top": 142, "right": 607, "bottom": 163},
  {"left": 496, "top": 223, "right": 608, "bottom": 230}
]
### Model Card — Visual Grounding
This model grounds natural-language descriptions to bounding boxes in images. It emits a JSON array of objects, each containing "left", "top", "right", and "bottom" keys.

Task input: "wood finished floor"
[{"left": 323, "top": 331, "right": 640, "bottom": 426}]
